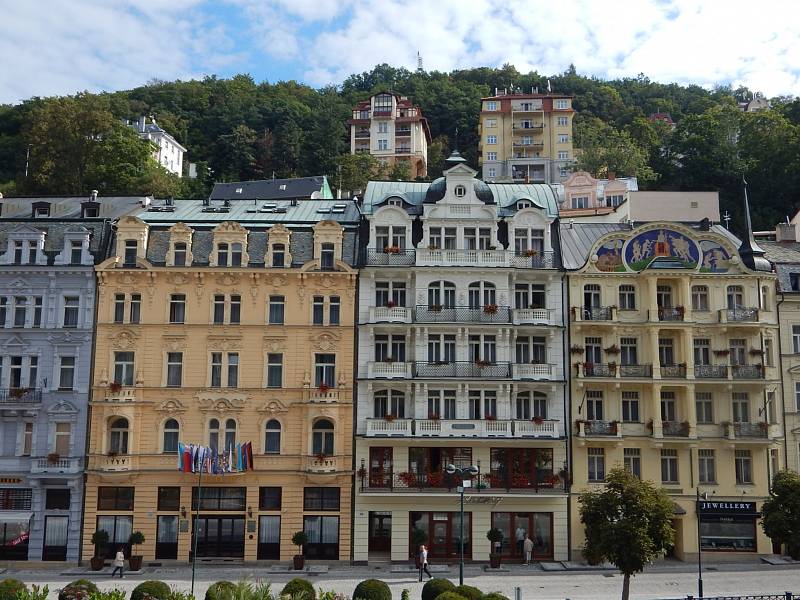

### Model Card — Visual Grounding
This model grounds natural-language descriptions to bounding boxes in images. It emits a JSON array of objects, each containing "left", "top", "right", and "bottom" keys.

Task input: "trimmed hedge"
[
  {"left": 433, "top": 593, "right": 466, "bottom": 600},
  {"left": 130, "top": 581, "right": 171, "bottom": 600},
  {"left": 280, "top": 578, "right": 315, "bottom": 600},
  {"left": 352, "top": 579, "right": 391, "bottom": 600},
  {"left": 453, "top": 586, "right": 482, "bottom": 600},
  {"left": 0, "top": 579, "right": 27, "bottom": 600},
  {"left": 58, "top": 580, "right": 100, "bottom": 600},
  {"left": 421, "top": 579, "right": 455, "bottom": 600},
  {"left": 205, "top": 581, "right": 236, "bottom": 600},
  {"left": 480, "top": 594, "right": 510, "bottom": 600}
]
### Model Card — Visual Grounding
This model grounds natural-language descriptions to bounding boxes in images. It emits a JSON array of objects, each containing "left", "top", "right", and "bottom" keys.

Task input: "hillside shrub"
[
  {"left": 205, "top": 582, "right": 236, "bottom": 600},
  {"left": 130, "top": 581, "right": 171, "bottom": 600},
  {"left": 0, "top": 579, "right": 27, "bottom": 600},
  {"left": 352, "top": 579, "right": 391, "bottom": 600},
  {"left": 421, "top": 579, "right": 455, "bottom": 600},
  {"left": 280, "top": 579, "right": 315, "bottom": 600}
]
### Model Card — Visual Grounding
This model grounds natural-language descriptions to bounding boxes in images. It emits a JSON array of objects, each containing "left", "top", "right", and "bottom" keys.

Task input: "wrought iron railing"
[
  {"left": 583, "top": 420, "right": 618, "bottom": 435},
  {"left": 509, "top": 251, "right": 556, "bottom": 269},
  {"left": 581, "top": 363, "right": 616, "bottom": 377},
  {"left": 0, "top": 388, "right": 42, "bottom": 403},
  {"left": 662, "top": 421, "right": 690, "bottom": 437},
  {"left": 578, "top": 306, "right": 614, "bottom": 320},
  {"left": 359, "top": 468, "right": 565, "bottom": 493},
  {"left": 722, "top": 307, "right": 759, "bottom": 322},
  {"left": 415, "top": 305, "right": 511, "bottom": 323},
  {"left": 362, "top": 248, "right": 415, "bottom": 266},
  {"left": 734, "top": 422, "right": 769, "bottom": 438},
  {"left": 694, "top": 365, "right": 728, "bottom": 378},
  {"left": 660, "top": 364, "right": 687, "bottom": 378},
  {"left": 413, "top": 361, "right": 511, "bottom": 378},
  {"left": 619, "top": 364, "right": 653, "bottom": 378},
  {"left": 732, "top": 364, "right": 764, "bottom": 379},
  {"left": 657, "top": 307, "right": 685, "bottom": 321}
]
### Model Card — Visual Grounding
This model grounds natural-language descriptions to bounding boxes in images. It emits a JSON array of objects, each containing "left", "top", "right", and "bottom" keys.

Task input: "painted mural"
[
  {"left": 699, "top": 240, "right": 732, "bottom": 272},
  {"left": 596, "top": 238, "right": 626, "bottom": 272},
  {"left": 623, "top": 228, "right": 700, "bottom": 271}
]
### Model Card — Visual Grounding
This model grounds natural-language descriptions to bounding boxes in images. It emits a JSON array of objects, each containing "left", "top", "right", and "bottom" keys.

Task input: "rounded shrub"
[
  {"left": 58, "top": 580, "right": 100, "bottom": 600},
  {"left": 130, "top": 581, "right": 171, "bottom": 600},
  {"left": 433, "top": 593, "right": 466, "bottom": 600},
  {"left": 0, "top": 579, "right": 27, "bottom": 600},
  {"left": 352, "top": 579, "right": 391, "bottom": 600},
  {"left": 205, "top": 581, "right": 236, "bottom": 600},
  {"left": 421, "top": 579, "right": 455, "bottom": 600},
  {"left": 280, "top": 578, "right": 315, "bottom": 600},
  {"left": 453, "top": 586, "right": 482, "bottom": 600},
  {"left": 480, "top": 594, "right": 510, "bottom": 600}
]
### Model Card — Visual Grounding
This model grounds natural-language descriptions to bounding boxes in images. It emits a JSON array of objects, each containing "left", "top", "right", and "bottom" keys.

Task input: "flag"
[
  {"left": 228, "top": 445, "right": 234, "bottom": 473},
  {"left": 178, "top": 442, "right": 185, "bottom": 471}
]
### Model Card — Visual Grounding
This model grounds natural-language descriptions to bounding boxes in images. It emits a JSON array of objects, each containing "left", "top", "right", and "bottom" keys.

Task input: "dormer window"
[
  {"left": 517, "top": 201, "right": 532, "bottom": 210},
  {"left": 123, "top": 240, "right": 138, "bottom": 267},
  {"left": 70, "top": 241, "right": 82, "bottom": 265},
  {"left": 272, "top": 244, "right": 285, "bottom": 267},
  {"left": 13, "top": 241, "right": 23, "bottom": 263},
  {"left": 231, "top": 243, "right": 243, "bottom": 267},
  {"left": 320, "top": 243, "right": 335, "bottom": 270},
  {"left": 454, "top": 185, "right": 467, "bottom": 198},
  {"left": 387, "top": 197, "right": 402, "bottom": 207},
  {"left": 279, "top": 184, "right": 287, "bottom": 191},
  {"left": 33, "top": 204, "right": 50, "bottom": 218},
  {"left": 217, "top": 243, "right": 229, "bottom": 266},
  {"left": 173, "top": 242, "right": 187, "bottom": 266},
  {"left": 28, "top": 241, "right": 37, "bottom": 264}
]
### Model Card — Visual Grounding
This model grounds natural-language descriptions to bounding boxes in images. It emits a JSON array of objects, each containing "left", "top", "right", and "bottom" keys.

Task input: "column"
[
  {"left": 685, "top": 383, "right": 697, "bottom": 438},
  {"left": 652, "top": 383, "right": 663, "bottom": 438}
]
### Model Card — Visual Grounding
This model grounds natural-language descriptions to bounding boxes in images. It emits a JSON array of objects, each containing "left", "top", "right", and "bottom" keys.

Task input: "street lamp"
[
  {"left": 696, "top": 489, "right": 711, "bottom": 599},
  {"left": 446, "top": 463, "right": 479, "bottom": 586}
]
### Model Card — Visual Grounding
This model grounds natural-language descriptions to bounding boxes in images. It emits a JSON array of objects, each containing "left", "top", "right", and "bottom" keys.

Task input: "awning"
[
  {"left": 672, "top": 502, "right": 687, "bottom": 515},
  {"left": 0, "top": 512, "right": 33, "bottom": 523}
]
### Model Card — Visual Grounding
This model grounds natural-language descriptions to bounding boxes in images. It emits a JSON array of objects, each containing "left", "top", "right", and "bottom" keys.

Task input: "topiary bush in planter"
[
  {"left": 453, "top": 586, "right": 482, "bottom": 600},
  {"left": 0, "top": 579, "right": 27, "bottom": 600},
  {"left": 433, "top": 593, "right": 467, "bottom": 600},
  {"left": 352, "top": 579, "right": 391, "bottom": 600},
  {"left": 421, "top": 579, "right": 455, "bottom": 600},
  {"left": 280, "top": 578, "right": 315, "bottom": 600},
  {"left": 480, "top": 594, "right": 510, "bottom": 600},
  {"left": 130, "top": 581, "right": 170, "bottom": 600},
  {"left": 205, "top": 581, "right": 236, "bottom": 600},
  {"left": 58, "top": 580, "right": 99, "bottom": 600}
]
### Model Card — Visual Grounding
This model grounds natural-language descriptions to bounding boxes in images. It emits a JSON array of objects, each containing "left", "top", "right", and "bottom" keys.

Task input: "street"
[{"left": 5, "top": 562, "right": 799, "bottom": 600}]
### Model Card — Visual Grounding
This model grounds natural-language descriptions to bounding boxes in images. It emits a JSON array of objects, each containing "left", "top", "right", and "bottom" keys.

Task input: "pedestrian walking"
[
  {"left": 515, "top": 525, "right": 526, "bottom": 556},
  {"left": 418, "top": 544, "right": 432, "bottom": 581},
  {"left": 111, "top": 547, "right": 125, "bottom": 578},
  {"left": 523, "top": 535, "right": 534, "bottom": 566}
]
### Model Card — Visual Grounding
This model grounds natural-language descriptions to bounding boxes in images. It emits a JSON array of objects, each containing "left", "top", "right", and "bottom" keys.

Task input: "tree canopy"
[{"left": 761, "top": 470, "right": 800, "bottom": 560}]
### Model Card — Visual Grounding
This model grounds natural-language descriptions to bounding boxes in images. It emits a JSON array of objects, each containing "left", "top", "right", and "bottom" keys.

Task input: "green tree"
[
  {"left": 579, "top": 468, "right": 675, "bottom": 600},
  {"left": 214, "top": 124, "right": 261, "bottom": 181},
  {"left": 337, "top": 153, "right": 384, "bottom": 196},
  {"left": 761, "top": 470, "right": 800, "bottom": 559},
  {"left": 574, "top": 116, "right": 657, "bottom": 183},
  {"left": 388, "top": 159, "right": 412, "bottom": 181}
]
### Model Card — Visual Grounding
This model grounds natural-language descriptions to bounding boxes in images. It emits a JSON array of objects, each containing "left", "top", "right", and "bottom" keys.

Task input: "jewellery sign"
[{"left": 697, "top": 501, "right": 759, "bottom": 516}]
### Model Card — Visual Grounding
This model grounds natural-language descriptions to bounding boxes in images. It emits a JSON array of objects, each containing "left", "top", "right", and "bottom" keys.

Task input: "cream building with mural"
[
  {"left": 83, "top": 197, "right": 359, "bottom": 563},
  {"left": 561, "top": 199, "right": 782, "bottom": 561}
]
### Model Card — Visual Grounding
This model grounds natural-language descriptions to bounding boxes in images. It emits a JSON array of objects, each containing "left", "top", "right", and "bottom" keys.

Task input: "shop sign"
[{"left": 697, "top": 501, "right": 758, "bottom": 515}]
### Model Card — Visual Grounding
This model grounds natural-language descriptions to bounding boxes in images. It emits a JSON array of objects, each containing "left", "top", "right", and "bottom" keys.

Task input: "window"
[
  {"left": 698, "top": 449, "right": 716, "bottom": 484},
  {"left": 166, "top": 352, "right": 182, "bottom": 387},
  {"left": 514, "top": 283, "right": 546, "bottom": 309},
  {"left": 373, "top": 390, "right": 406, "bottom": 418},
  {"left": 764, "top": 338, "right": 774, "bottom": 367},
  {"left": 557, "top": 151, "right": 569, "bottom": 160},
  {"left": 586, "top": 389, "right": 604, "bottom": 420},
  {"left": 486, "top": 101, "right": 497, "bottom": 111},
  {"left": 468, "top": 280, "right": 496, "bottom": 306},
  {"left": 732, "top": 392, "right": 749, "bottom": 423},
  {"left": 58, "top": 356, "right": 75, "bottom": 390},
  {"left": 735, "top": 450, "right": 753, "bottom": 484},
  {"left": 377, "top": 121, "right": 387, "bottom": 133},
  {"left": 320, "top": 243, "right": 335, "bottom": 270},
  {"left": 0, "top": 296, "right": 7, "bottom": 327},
  {"left": 314, "top": 354, "right": 335, "bottom": 387},
  {"left": 213, "top": 295, "right": 225, "bottom": 324},
  {"left": 557, "top": 116, "right": 568, "bottom": 126},
  {"left": 606, "top": 194, "right": 625, "bottom": 207},
  {"left": 265, "top": 420, "right": 281, "bottom": 454},
  {"left": 465, "top": 228, "right": 492, "bottom": 251},
  {"left": 660, "top": 449, "right": 678, "bottom": 484},
  {"left": 312, "top": 419, "right": 334, "bottom": 455},
  {"left": 695, "top": 392, "right": 713, "bottom": 423},
  {"left": 427, "top": 334, "right": 456, "bottom": 363},
  {"left": 660, "top": 391, "right": 676, "bottom": 422},
  {"left": 486, "top": 152, "right": 497, "bottom": 161},
  {"left": 22, "top": 422, "right": 32, "bottom": 456},
  {"left": 227, "top": 353, "right": 239, "bottom": 388},
  {"left": 761, "top": 285, "right": 770, "bottom": 310},
  {"left": 555, "top": 99, "right": 568, "bottom": 109},
  {"left": 53, "top": 422, "right": 71, "bottom": 455},
  {"left": 571, "top": 196, "right": 588, "bottom": 209},
  {"left": 230, "top": 295, "right": 241, "bottom": 324},
  {"left": 515, "top": 336, "right": 546, "bottom": 364},
  {"left": 114, "top": 294, "right": 125, "bottom": 323},
  {"left": 130, "top": 294, "right": 141, "bottom": 324},
  {"left": 514, "top": 228, "right": 545, "bottom": 255},
  {"left": 224, "top": 419, "right": 237, "bottom": 450},
  {"left": 113, "top": 352, "right": 134, "bottom": 386},
  {"left": 217, "top": 243, "right": 229, "bottom": 267},
  {"left": 454, "top": 185, "right": 467, "bottom": 198},
  {"left": 623, "top": 448, "right": 641, "bottom": 478},
  {"left": 514, "top": 391, "right": 547, "bottom": 420},
  {"left": 209, "top": 419, "right": 220, "bottom": 450},
  {"left": 169, "top": 294, "right": 186, "bottom": 324},
  {"left": 558, "top": 134, "right": 569, "bottom": 143},
  {"left": 468, "top": 334, "right": 497, "bottom": 363},
  {"left": 69, "top": 240, "right": 83, "bottom": 264},
  {"left": 191, "top": 487, "right": 246, "bottom": 511},
  {"left": 793, "top": 325, "right": 800, "bottom": 353},
  {"left": 230, "top": 243, "right": 243, "bottom": 266},
  {"left": 487, "top": 168, "right": 496, "bottom": 178},
  {"left": 63, "top": 297, "right": 79, "bottom": 328},
  {"left": 45, "top": 489, "right": 70, "bottom": 510},
  {"left": 123, "top": 240, "right": 137, "bottom": 266},
  {"left": 272, "top": 244, "right": 285, "bottom": 267},
  {"left": 428, "top": 228, "right": 456, "bottom": 250},
  {"left": 729, "top": 339, "right": 746, "bottom": 365},
  {"left": 267, "top": 354, "right": 283, "bottom": 387},
  {"left": 587, "top": 448, "right": 605, "bottom": 482},
  {"left": 727, "top": 285, "right": 744, "bottom": 309},
  {"left": 173, "top": 242, "right": 187, "bottom": 266},
  {"left": 163, "top": 419, "right": 179, "bottom": 453},
  {"left": 694, "top": 339, "right": 710, "bottom": 366},
  {"left": 796, "top": 383, "right": 800, "bottom": 411},
  {"left": 622, "top": 391, "right": 640, "bottom": 422},
  {"left": 268, "top": 296, "right": 285, "bottom": 325},
  {"left": 486, "top": 135, "right": 497, "bottom": 144},
  {"left": 329, "top": 296, "right": 340, "bottom": 325},
  {"left": 618, "top": 285, "right": 636, "bottom": 310},
  {"left": 428, "top": 389, "right": 456, "bottom": 420},
  {"left": 109, "top": 418, "right": 129, "bottom": 454},
  {"left": 254, "top": 488, "right": 282, "bottom": 514},
  {"left": 303, "top": 515, "right": 339, "bottom": 559},
  {"left": 377, "top": 139, "right": 388, "bottom": 150},
  {"left": 304, "top": 487, "right": 340, "bottom": 511},
  {"left": 158, "top": 487, "right": 180, "bottom": 511},
  {"left": 428, "top": 281, "right": 456, "bottom": 308},
  {"left": 620, "top": 338, "right": 638, "bottom": 366},
  {"left": 98, "top": 487, "right": 134, "bottom": 510},
  {"left": 375, "top": 281, "right": 406, "bottom": 307},
  {"left": 210, "top": 353, "right": 222, "bottom": 387},
  {"left": 658, "top": 338, "right": 675, "bottom": 366}
]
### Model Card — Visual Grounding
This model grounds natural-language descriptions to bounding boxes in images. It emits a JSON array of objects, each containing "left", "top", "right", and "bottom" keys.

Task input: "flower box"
[
  {"left": 570, "top": 345, "right": 585, "bottom": 355},
  {"left": 108, "top": 382, "right": 123, "bottom": 393},
  {"left": 483, "top": 304, "right": 499, "bottom": 315},
  {"left": 384, "top": 246, "right": 401, "bottom": 254}
]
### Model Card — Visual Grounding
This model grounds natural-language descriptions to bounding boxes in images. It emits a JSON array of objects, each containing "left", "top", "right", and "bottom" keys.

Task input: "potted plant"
[
  {"left": 483, "top": 303, "right": 499, "bottom": 315},
  {"left": 645, "top": 419, "right": 654, "bottom": 432},
  {"left": 47, "top": 452, "right": 60, "bottom": 464},
  {"left": 485, "top": 414, "right": 497, "bottom": 421},
  {"left": 291, "top": 531, "right": 308, "bottom": 570},
  {"left": 128, "top": 531, "right": 145, "bottom": 571},
  {"left": 524, "top": 249, "right": 539, "bottom": 257},
  {"left": 582, "top": 361, "right": 594, "bottom": 375},
  {"left": 608, "top": 361, "right": 617, "bottom": 375},
  {"left": 487, "top": 528, "right": 504, "bottom": 568},
  {"left": 386, "top": 300, "right": 397, "bottom": 308},
  {"left": 108, "top": 381, "right": 122, "bottom": 393},
  {"left": 317, "top": 383, "right": 330, "bottom": 393},
  {"left": 609, "top": 420, "right": 620, "bottom": 435},
  {"left": 427, "top": 244, "right": 439, "bottom": 251},
  {"left": 487, "top": 473, "right": 504, "bottom": 488},
  {"left": 532, "top": 415, "right": 545, "bottom": 425},
  {"left": 11, "top": 387, "right": 29, "bottom": 399},
  {"left": 569, "top": 345, "right": 585, "bottom": 355},
  {"left": 429, "top": 303, "right": 442, "bottom": 312},
  {"left": 384, "top": 414, "right": 396, "bottom": 422},
  {"left": 398, "top": 472, "right": 417, "bottom": 487},
  {"left": 712, "top": 349, "right": 730, "bottom": 357},
  {"left": 90, "top": 530, "right": 109, "bottom": 571},
  {"left": 476, "top": 359, "right": 492, "bottom": 368},
  {"left": 488, "top": 244, "right": 497, "bottom": 250},
  {"left": 384, "top": 245, "right": 401, "bottom": 254},
  {"left": 546, "top": 474, "right": 561, "bottom": 486},
  {"left": 428, "top": 413, "right": 440, "bottom": 420},
  {"left": 426, "top": 471, "right": 443, "bottom": 487},
  {"left": 512, "top": 473, "right": 529, "bottom": 488},
  {"left": 604, "top": 344, "right": 620, "bottom": 355},
  {"left": 315, "top": 452, "right": 327, "bottom": 462},
  {"left": 749, "top": 348, "right": 764, "bottom": 356}
]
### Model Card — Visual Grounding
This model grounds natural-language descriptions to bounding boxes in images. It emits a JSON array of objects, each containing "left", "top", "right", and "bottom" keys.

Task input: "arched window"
[
  {"left": 428, "top": 281, "right": 456, "bottom": 308},
  {"left": 163, "top": 419, "right": 179, "bottom": 453},
  {"left": 373, "top": 390, "right": 405, "bottom": 418},
  {"left": 265, "top": 420, "right": 281, "bottom": 454},
  {"left": 173, "top": 242, "right": 187, "bottom": 266},
  {"left": 209, "top": 418, "right": 219, "bottom": 450},
  {"left": 217, "top": 243, "right": 229, "bottom": 267},
  {"left": 454, "top": 184, "right": 466, "bottom": 198},
  {"left": 320, "top": 243, "right": 335, "bottom": 270},
  {"left": 231, "top": 243, "right": 243, "bottom": 267},
  {"left": 312, "top": 419, "right": 334, "bottom": 455},
  {"left": 727, "top": 285, "right": 744, "bottom": 309},
  {"left": 468, "top": 281, "right": 496, "bottom": 308},
  {"left": 109, "top": 417, "right": 129, "bottom": 454},
  {"left": 272, "top": 244, "right": 285, "bottom": 267},
  {"left": 225, "top": 419, "right": 237, "bottom": 450}
]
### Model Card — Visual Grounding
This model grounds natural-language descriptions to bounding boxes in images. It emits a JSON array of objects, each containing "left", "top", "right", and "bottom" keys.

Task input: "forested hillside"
[{"left": 1, "top": 63, "right": 799, "bottom": 231}]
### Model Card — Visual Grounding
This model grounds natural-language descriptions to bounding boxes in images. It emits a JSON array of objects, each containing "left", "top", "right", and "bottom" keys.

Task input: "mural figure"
[
  {"left": 596, "top": 238, "right": 625, "bottom": 272},
  {"left": 699, "top": 240, "right": 731, "bottom": 272},
  {"left": 623, "top": 228, "right": 699, "bottom": 271}
]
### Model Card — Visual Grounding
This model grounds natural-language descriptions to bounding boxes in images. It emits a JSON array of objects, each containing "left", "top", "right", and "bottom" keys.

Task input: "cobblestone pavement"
[{"left": 4, "top": 562, "right": 799, "bottom": 600}]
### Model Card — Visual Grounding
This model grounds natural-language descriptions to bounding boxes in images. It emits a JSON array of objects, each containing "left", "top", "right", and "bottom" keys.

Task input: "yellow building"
[
  {"left": 83, "top": 198, "right": 360, "bottom": 563},
  {"left": 478, "top": 90, "right": 574, "bottom": 183},
  {"left": 561, "top": 217, "right": 782, "bottom": 562}
]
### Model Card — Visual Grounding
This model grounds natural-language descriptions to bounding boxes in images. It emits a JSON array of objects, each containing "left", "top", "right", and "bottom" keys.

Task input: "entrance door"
[
  {"left": 368, "top": 511, "right": 392, "bottom": 554},
  {"left": 369, "top": 447, "right": 393, "bottom": 488},
  {"left": 42, "top": 516, "right": 68, "bottom": 561},
  {"left": 492, "top": 512, "right": 553, "bottom": 562},
  {"left": 156, "top": 516, "right": 178, "bottom": 560},
  {"left": 257, "top": 515, "right": 280, "bottom": 560},
  {"left": 192, "top": 516, "right": 245, "bottom": 558}
]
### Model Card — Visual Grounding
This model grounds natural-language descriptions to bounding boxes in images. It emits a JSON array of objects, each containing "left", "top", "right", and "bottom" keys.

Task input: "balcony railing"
[
  {"left": 512, "top": 141, "right": 544, "bottom": 148},
  {"left": 365, "top": 418, "right": 560, "bottom": 439},
  {"left": 581, "top": 363, "right": 616, "bottom": 377},
  {"left": 660, "top": 364, "right": 687, "bottom": 378},
  {"left": 363, "top": 248, "right": 415, "bottom": 266},
  {"left": 415, "top": 248, "right": 555, "bottom": 269},
  {"left": 30, "top": 456, "right": 83, "bottom": 474},
  {"left": 513, "top": 123, "right": 545, "bottom": 130},
  {"left": 575, "top": 306, "right": 614, "bottom": 321},
  {"left": 512, "top": 363, "right": 555, "bottom": 380},
  {"left": 304, "top": 455, "right": 345, "bottom": 473},
  {"left": 662, "top": 421, "right": 690, "bottom": 437},
  {"left": 721, "top": 307, "right": 759, "bottom": 322},
  {"left": 694, "top": 365, "right": 728, "bottom": 378},
  {"left": 89, "top": 454, "right": 133, "bottom": 472},
  {"left": 0, "top": 388, "right": 42, "bottom": 404},
  {"left": 415, "top": 305, "right": 511, "bottom": 323},
  {"left": 306, "top": 387, "right": 342, "bottom": 403},
  {"left": 368, "top": 306, "right": 412, "bottom": 323},
  {"left": 366, "top": 418, "right": 413, "bottom": 437},
  {"left": 367, "top": 361, "right": 412, "bottom": 379},
  {"left": 396, "top": 147, "right": 412, "bottom": 154},
  {"left": 354, "top": 130, "right": 371, "bottom": 138},
  {"left": 100, "top": 387, "right": 137, "bottom": 402},
  {"left": 732, "top": 422, "right": 769, "bottom": 438},
  {"left": 413, "top": 361, "right": 511, "bottom": 378},
  {"left": 512, "top": 308, "right": 554, "bottom": 324},
  {"left": 657, "top": 307, "right": 685, "bottom": 322},
  {"left": 359, "top": 469, "right": 564, "bottom": 493},
  {"left": 619, "top": 364, "right": 653, "bottom": 378},
  {"left": 580, "top": 420, "right": 620, "bottom": 436},
  {"left": 731, "top": 364, "right": 764, "bottom": 379},
  {"left": 395, "top": 128, "right": 411, "bottom": 136},
  {"left": 509, "top": 251, "right": 556, "bottom": 268}
]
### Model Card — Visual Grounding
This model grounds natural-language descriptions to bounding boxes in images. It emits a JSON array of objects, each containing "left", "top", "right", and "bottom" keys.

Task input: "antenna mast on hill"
[{"left": 417, "top": 52, "right": 423, "bottom": 72}]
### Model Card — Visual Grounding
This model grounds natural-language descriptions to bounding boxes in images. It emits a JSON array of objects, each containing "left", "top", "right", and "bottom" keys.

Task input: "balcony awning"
[{"left": 0, "top": 511, "right": 33, "bottom": 523}]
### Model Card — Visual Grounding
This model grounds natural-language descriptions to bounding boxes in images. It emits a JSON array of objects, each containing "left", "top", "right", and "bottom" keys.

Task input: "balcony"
[
  {"left": 727, "top": 422, "right": 770, "bottom": 439},
  {"left": 395, "top": 128, "right": 411, "bottom": 136},
  {"left": 415, "top": 248, "right": 555, "bottom": 269},
  {"left": 662, "top": 421, "right": 690, "bottom": 437},
  {"left": 580, "top": 363, "right": 616, "bottom": 378},
  {"left": 619, "top": 364, "right": 653, "bottom": 378},
  {"left": 354, "top": 130, "right": 371, "bottom": 138},
  {"left": 395, "top": 147, "right": 412, "bottom": 154},
  {"left": 365, "top": 418, "right": 560, "bottom": 439},
  {"left": 0, "top": 388, "right": 42, "bottom": 404},
  {"left": 657, "top": 307, "right": 685, "bottom": 322},
  {"left": 578, "top": 420, "right": 621, "bottom": 437},
  {"left": 512, "top": 141, "right": 544, "bottom": 148},
  {"left": 512, "top": 123, "right": 544, "bottom": 130},
  {"left": 304, "top": 455, "right": 345, "bottom": 473},
  {"left": 359, "top": 469, "right": 563, "bottom": 493},
  {"left": 694, "top": 365, "right": 728, "bottom": 379},
  {"left": 512, "top": 308, "right": 554, "bottom": 325},
  {"left": 573, "top": 306, "right": 614, "bottom": 321},
  {"left": 720, "top": 308, "right": 759, "bottom": 323},
  {"left": 306, "top": 387, "right": 342, "bottom": 403},
  {"left": 731, "top": 365, "right": 764, "bottom": 379},
  {"left": 368, "top": 306, "right": 412, "bottom": 323},
  {"left": 512, "top": 363, "right": 555, "bottom": 380},
  {"left": 660, "top": 364, "right": 687, "bottom": 378},
  {"left": 367, "top": 361, "right": 412, "bottom": 379},
  {"left": 415, "top": 305, "right": 511, "bottom": 324},
  {"left": 89, "top": 454, "right": 134, "bottom": 472},
  {"left": 99, "top": 387, "right": 137, "bottom": 403},
  {"left": 30, "top": 456, "right": 82, "bottom": 474},
  {"left": 366, "top": 418, "right": 413, "bottom": 437},
  {"left": 363, "top": 248, "right": 415, "bottom": 266},
  {"left": 413, "top": 361, "right": 511, "bottom": 378},
  {"left": 373, "top": 108, "right": 393, "bottom": 117}
]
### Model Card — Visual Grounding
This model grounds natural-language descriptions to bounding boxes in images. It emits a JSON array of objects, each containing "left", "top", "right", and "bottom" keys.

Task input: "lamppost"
[
  {"left": 696, "top": 489, "right": 709, "bottom": 599},
  {"left": 446, "top": 463, "right": 479, "bottom": 586}
]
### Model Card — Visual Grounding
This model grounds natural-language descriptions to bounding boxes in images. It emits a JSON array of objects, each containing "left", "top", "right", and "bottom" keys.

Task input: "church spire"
[{"left": 737, "top": 177, "right": 771, "bottom": 272}]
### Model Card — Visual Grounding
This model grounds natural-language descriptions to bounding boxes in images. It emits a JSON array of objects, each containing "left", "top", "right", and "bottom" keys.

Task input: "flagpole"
[{"left": 191, "top": 461, "right": 203, "bottom": 595}]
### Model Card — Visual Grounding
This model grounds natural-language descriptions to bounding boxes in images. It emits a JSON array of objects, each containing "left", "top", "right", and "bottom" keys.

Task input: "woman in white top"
[
  {"left": 418, "top": 544, "right": 432, "bottom": 581},
  {"left": 111, "top": 547, "right": 125, "bottom": 578}
]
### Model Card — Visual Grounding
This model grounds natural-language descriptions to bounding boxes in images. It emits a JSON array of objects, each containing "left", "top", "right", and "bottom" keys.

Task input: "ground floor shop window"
[
  {"left": 97, "top": 515, "right": 132, "bottom": 558},
  {"left": 156, "top": 515, "right": 178, "bottom": 560},
  {"left": 0, "top": 517, "right": 30, "bottom": 560},
  {"left": 410, "top": 511, "right": 471, "bottom": 559},
  {"left": 42, "top": 516, "right": 68, "bottom": 561},
  {"left": 258, "top": 515, "right": 280, "bottom": 560},
  {"left": 491, "top": 512, "right": 553, "bottom": 561},
  {"left": 489, "top": 448, "right": 554, "bottom": 488},
  {"left": 700, "top": 517, "right": 756, "bottom": 552},
  {"left": 303, "top": 515, "right": 339, "bottom": 559}
]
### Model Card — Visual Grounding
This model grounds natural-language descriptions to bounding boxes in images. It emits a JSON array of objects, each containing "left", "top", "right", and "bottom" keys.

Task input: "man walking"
[
  {"left": 515, "top": 525, "right": 526, "bottom": 556},
  {"left": 523, "top": 535, "right": 534, "bottom": 566},
  {"left": 111, "top": 547, "right": 125, "bottom": 578}
]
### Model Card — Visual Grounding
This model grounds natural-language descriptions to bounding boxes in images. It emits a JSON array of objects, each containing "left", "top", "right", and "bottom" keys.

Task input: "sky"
[{"left": 1, "top": 0, "right": 799, "bottom": 105}]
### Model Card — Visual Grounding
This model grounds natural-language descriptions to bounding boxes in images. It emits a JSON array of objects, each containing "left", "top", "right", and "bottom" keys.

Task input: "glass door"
[
  {"left": 368, "top": 512, "right": 392, "bottom": 554},
  {"left": 42, "top": 516, "right": 68, "bottom": 561},
  {"left": 156, "top": 515, "right": 178, "bottom": 559},
  {"left": 257, "top": 515, "right": 280, "bottom": 559},
  {"left": 369, "top": 447, "right": 392, "bottom": 488}
]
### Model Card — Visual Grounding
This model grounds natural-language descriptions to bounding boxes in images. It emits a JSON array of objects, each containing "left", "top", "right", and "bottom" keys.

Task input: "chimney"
[
  {"left": 138, "top": 116, "right": 146, "bottom": 132},
  {"left": 776, "top": 223, "right": 797, "bottom": 242},
  {"left": 607, "top": 171, "right": 616, "bottom": 181},
  {"left": 90, "top": 190, "right": 99, "bottom": 202}
]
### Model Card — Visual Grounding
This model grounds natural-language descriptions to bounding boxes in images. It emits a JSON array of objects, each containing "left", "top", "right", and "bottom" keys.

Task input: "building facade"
[
  {"left": 478, "top": 91, "right": 574, "bottom": 184},
  {"left": 349, "top": 92, "right": 431, "bottom": 179},
  {"left": 354, "top": 153, "right": 569, "bottom": 564},
  {"left": 0, "top": 194, "right": 143, "bottom": 562},
  {"left": 562, "top": 217, "right": 782, "bottom": 561},
  {"left": 130, "top": 116, "right": 186, "bottom": 177},
  {"left": 82, "top": 197, "right": 359, "bottom": 563}
]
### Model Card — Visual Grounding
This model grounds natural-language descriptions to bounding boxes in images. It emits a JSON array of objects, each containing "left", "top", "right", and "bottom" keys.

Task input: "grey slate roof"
[
  {"left": 0, "top": 221, "right": 112, "bottom": 264},
  {"left": 761, "top": 241, "right": 800, "bottom": 292},
  {"left": 0, "top": 196, "right": 148, "bottom": 220},
  {"left": 210, "top": 177, "right": 330, "bottom": 201}
]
